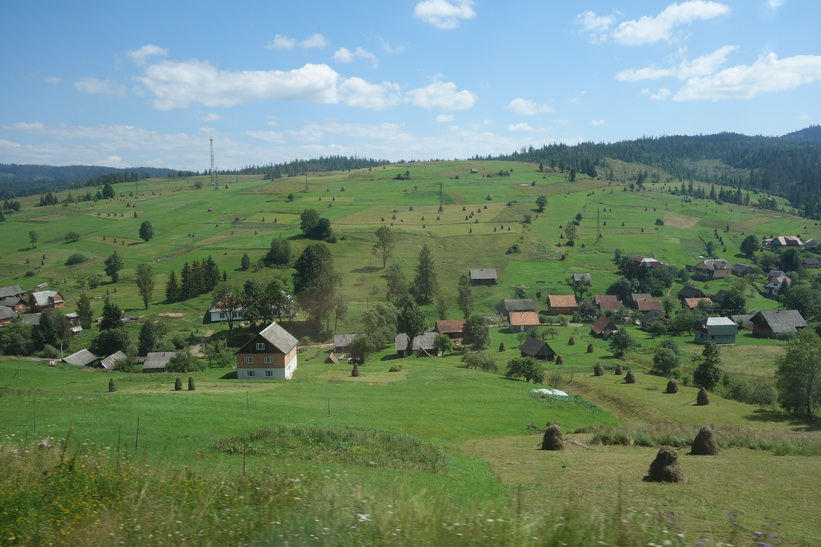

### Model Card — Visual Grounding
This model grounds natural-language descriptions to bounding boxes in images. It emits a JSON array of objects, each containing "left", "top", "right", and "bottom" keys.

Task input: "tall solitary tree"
[
  {"left": 775, "top": 329, "right": 821, "bottom": 418},
  {"left": 104, "top": 251, "right": 123, "bottom": 283},
  {"left": 536, "top": 195, "right": 548, "bottom": 212},
  {"left": 292, "top": 243, "right": 340, "bottom": 332},
  {"left": 134, "top": 263, "right": 155, "bottom": 309},
  {"left": 371, "top": 225, "right": 396, "bottom": 269},
  {"left": 693, "top": 341, "right": 723, "bottom": 390},
  {"left": 138, "top": 221, "right": 155, "bottom": 242},
  {"left": 99, "top": 299, "right": 123, "bottom": 331},
  {"left": 396, "top": 295, "right": 427, "bottom": 353},
  {"left": 264, "top": 237, "right": 292, "bottom": 267},
  {"left": 76, "top": 293, "right": 94, "bottom": 330},
  {"left": 411, "top": 244, "right": 438, "bottom": 304},
  {"left": 456, "top": 274, "right": 474, "bottom": 318},
  {"left": 383, "top": 263, "right": 407, "bottom": 303},
  {"left": 29, "top": 230, "right": 38, "bottom": 249}
]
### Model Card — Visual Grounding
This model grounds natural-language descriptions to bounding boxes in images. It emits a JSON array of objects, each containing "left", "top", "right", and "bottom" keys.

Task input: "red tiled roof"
[
  {"left": 508, "top": 311, "right": 541, "bottom": 327},
  {"left": 435, "top": 319, "right": 466, "bottom": 334},
  {"left": 548, "top": 294, "right": 578, "bottom": 308},
  {"left": 594, "top": 295, "right": 622, "bottom": 310}
]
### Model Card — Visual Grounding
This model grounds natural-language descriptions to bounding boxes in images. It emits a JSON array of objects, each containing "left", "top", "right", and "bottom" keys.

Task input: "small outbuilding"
[
  {"left": 333, "top": 333, "right": 358, "bottom": 353},
  {"left": 694, "top": 317, "right": 738, "bottom": 345},
  {"left": 469, "top": 268, "right": 497, "bottom": 286},
  {"left": 435, "top": 319, "right": 466, "bottom": 339},
  {"left": 143, "top": 352, "right": 178, "bottom": 373},
  {"left": 547, "top": 294, "right": 578, "bottom": 315},
  {"left": 62, "top": 349, "right": 99, "bottom": 367},
  {"left": 591, "top": 316, "right": 618, "bottom": 339},
  {"left": 750, "top": 310, "right": 807, "bottom": 339},
  {"left": 519, "top": 337, "right": 555, "bottom": 361},
  {"left": 502, "top": 298, "right": 536, "bottom": 313}
]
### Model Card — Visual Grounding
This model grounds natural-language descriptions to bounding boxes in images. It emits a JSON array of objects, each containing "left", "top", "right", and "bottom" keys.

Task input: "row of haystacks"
[{"left": 592, "top": 363, "right": 713, "bottom": 405}]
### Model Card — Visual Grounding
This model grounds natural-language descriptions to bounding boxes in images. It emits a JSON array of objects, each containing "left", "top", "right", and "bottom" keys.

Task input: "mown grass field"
[{"left": 1, "top": 161, "right": 820, "bottom": 544}]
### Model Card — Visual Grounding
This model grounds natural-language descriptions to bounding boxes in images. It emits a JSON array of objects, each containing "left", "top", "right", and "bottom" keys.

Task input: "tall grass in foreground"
[
  {"left": 0, "top": 439, "right": 702, "bottom": 546},
  {"left": 579, "top": 423, "right": 821, "bottom": 455}
]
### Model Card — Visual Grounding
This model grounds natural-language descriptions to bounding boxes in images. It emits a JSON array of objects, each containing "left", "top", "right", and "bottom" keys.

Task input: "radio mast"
[{"left": 210, "top": 136, "right": 218, "bottom": 186}]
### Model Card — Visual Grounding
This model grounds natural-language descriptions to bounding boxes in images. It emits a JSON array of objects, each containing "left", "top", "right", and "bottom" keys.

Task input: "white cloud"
[
  {"left": 767, "top": 0, "right": 784, "bottom": 10},
  {"left": 43, "top": 76, "right": 62, "bottom": 84},
  {"left": 199, "top": 113, "right": 220, "bottom": 121},
  {"left": 245, "top": 130, "right": 285, "bottom": 143},
  {"left": 575, "top": 10, "right": 617, "bottom": 43},
  {"left": 407, "top": 80, "right": 477, "bottom": 111},
  {"left": 379, "top": 37, "right": 406, "bottom": 54},
  {"left": 136, "top": 60, "right": 342, "bottom": 109},
  {"left": 267, "top": 34, "right": 296, "bottom": 50},
  {"left": 616, "top": 45, "right": 738, "bottom": 81},
  {"left": 6, "top": 122, "right": 45, "bottom": 131},
  {"left": 591, "top": 119, "right": 606, "bottom": 125},
  {"left": 415, "top": 0, "right": 476, "bottom": 29},
  {"left": 436, "top": 114, "right": 455, "bottom": 122},
  {"left": 508, "top": 123, "right": 535, "bottom": 132},
  {"left": 507, "top": 98, "right": 554, "bottom": 115},
  {"left": 339, "top": 78, "right": 401, "bottom": 110},
  {"left": 74, "top": 77, "right": 126, "bottom": 96},
  {"left": 612, "top": 1, "right": 730, "bottom": 45},
  {"left": 301, "top": 33, "right": 328, "bottom": 48},
  {"left": 127, "top": 44, "right": 169, "bottom": 65},
  {"left": 333, "top": 47, "right": 378, "bottom": 68},
  {"left": 674, "top": 52, "right": 821, "bottom": 100},
  {"left": 651, "top": 88, "right": 672, "bottom": 100}
]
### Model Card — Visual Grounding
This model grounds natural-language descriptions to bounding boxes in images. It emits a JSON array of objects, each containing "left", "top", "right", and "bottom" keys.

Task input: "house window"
[
  {"left": 248, "top": 370, "right": 255, "bottom": 377},
  {"left": 245, "top": 357, "right": 254, "bottom": 364},
  {"left": 255, "top": 342, "right": 266, "bottom": 351},
  {"left": 263, "top": 356, "right": 273, "bottom": 364},
  {"left": 265, "top": 370, "right": 273, "bottom": 377}
]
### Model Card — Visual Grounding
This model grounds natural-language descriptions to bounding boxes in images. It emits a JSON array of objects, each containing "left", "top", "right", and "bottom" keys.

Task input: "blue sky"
[{"left": 1, "top": 0, "right": 819, "bottom": 170}]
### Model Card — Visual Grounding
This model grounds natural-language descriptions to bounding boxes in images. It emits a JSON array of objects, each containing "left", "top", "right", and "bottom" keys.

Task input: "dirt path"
[{"left": 191, "top": 328, "right": 214, "bottom": 357}]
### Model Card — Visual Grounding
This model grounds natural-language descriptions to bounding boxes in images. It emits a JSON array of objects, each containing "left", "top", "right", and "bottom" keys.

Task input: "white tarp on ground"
[{"left": 531, "top": 388, "right": 569, "bottom": 398}]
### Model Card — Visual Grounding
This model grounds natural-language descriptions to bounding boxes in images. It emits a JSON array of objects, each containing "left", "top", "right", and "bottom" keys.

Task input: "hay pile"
[
  {"left": 541, "top": 423, "right": 565, "bottom": 451},
  {"left": 624, "top": 370, "right": 636, "bottom": 384},
  {"left": 645, "top": 446, "right": 685, "bottom": 483},
  {"left": 593, "top": 362, "right": 605, "bottom": 376},
  {"left": 568, "top": 336, "right": 576, "bottom": 345},
  {"left": 556, "top": 355, "right": 564, "bottom": 365},
  {"left": 664, "top": 379, "right": 678, "bottom": 394},
  {"left": 587, "top": 343, "right": 594, "bottom": 353},
  {"left": 108, "top": 378, "right": 116, "bottom": 393},
  {"left": 174, "top": 377, "right": 182, "bottom": 391},
  {"left": 696, "top": 388, "right": 710, "bottom": 405},
  {"left": 614, "top": 364, "right": 623, "bottom": 375},
  {"left": 351, "top": 364, "right": 360, "bottom": 377},
  {"left": 690, "top": 426, "right": 719, "bottom": 455},
  {"left": 188, "top": 376, "right": 196, "bottom": 391}
]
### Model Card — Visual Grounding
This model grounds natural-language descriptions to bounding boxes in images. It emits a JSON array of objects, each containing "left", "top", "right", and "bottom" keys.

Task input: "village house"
[
  {"left": 591, "top": 316, "right": 618, "bottom": 339},
  {"left": 508, "top": 311, "right": 540, "bottom": 332},
  {"left": 633, "top": 257, "right": 661, "bottom": 269},
  {"left": 694, "top": 317, "right": 738, "bottom": 345},
  {"left": 547, "top": 294, "right": 578, "bottom": 315},
  {"left": 750, "top": 310, "right": 807, "bottom": 338},
  {"left": 635, "top": 298, "right": 662, "bottom": 313},
  {"left": 1, "top": 296, "right": 26, "bottom": 313},
  {"left": 142, "top": 352, "right": 178, "bottom": 373},
  {"left": 571, "top": 273, "right": 591, "bottom": 285},
  {"left": 640, "top": 309, "right": 666, "bottom": 331},
  {"left": 235, "top": 322, "right": 299, "bottom": 380},
  {"left": 333, "top": 333, "right": 358, "bottom": 353},
  {"left": 693, "top": 259, "right": 733, "bottom": 280},
  {"left": 62, "top": 349, "right": 99, "bottom": 367},
  {"left": 732, "top": 263, "right": 756, "bottom": 277},
  {"left": 767, "top": 269, "right": 785, "bottom": 281},
  {"left": 435, "top": 319, "right": 466, "bottom": 339},
  {"left": 764, "top": 236, "right": 803, "bottom": 249},
  {"left": 0, "top": 306, "right": 15, "bottom": 324},
  {"left": 0, "top": 285, "right": 26, "bottom": 300},
  {"left": 628, "top": 293, "right": 652, "bottom": 306},
  {"left": 764, "top": 275, "right": 791, "bottom": 296},
  {"left": 100, "top": 350, "right": 127, "bottom": 370},
  {"left": 28, "top": 291, "right": 64, "bottom": 312},
  {"left": 519, "top": 337, "right": 555, "bottom": 361},
  {"left": 594, "top": 294, "right": 622, "bottom": 312},
  {"left": 678, "top": 286, "right": 706, "bottom": 300},
  {"left": 802, "top": 257, "right": 821, "bottom": 269},
  {"left": 469, "top": 268, "right": 497, "bottom": 286},
  {"left": 502, "top": 298, "right": 536, "bottom": 313},
  {"left": 395, "top": 331, "right": 437, "bottom": 357},
  {"left": 682, "top": 297, "right": 713, "bottom": 310}
]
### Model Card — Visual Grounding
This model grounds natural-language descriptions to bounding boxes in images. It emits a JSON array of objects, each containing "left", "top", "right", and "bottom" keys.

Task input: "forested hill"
[
  {"left": 0, "top": 164, "right": 178, "bottom": 198},
  {"left": 237, "top": 155, "right": 391, "bottom": 179},
  {"left": 485, "top": 126, "right": 821, "bottom": 219}
]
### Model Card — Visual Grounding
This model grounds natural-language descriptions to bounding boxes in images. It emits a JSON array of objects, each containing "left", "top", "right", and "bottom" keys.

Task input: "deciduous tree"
[
  {"left": 371, "top": 225, "right": 395, "bottom": 269},
  {"left": 775, "top": 329, "right": 821, "bottom": 418},
  {"left": 456, "top": 274, "right": 474, "bottom": 318},
  {"left": 139, "top": 221, "right": 154, "bottom": 242},
  {"left": 104, "top": 251, "right": 123, "bottom": 283},
  {"left": 693, "top": 341, "right": 723, "bottom": 390},
  {"left": 135, "top": 263, "right": 155, "bottom": 309}
]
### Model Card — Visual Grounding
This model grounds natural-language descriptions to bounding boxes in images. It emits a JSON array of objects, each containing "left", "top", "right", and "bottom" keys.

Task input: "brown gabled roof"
[
  {"left": 591, "top": 316, "right": 618, "bottom": 336},
  {"left": 636, "top": 298, "right": 662, "bottom": 312},
  {"left": 508, "top": 311, "right": 540, "bottom": 327},
  {"left": 435, "top": 319, "right": 466, "bottom": 335},
  {"left": 594, "top": 295, "right": 622, "bottom": 310},
  {"left": 683, "top": 297, "right": 713, "bottom": 310},
  {"left": 548, "top": 294, "right": 578, "bottom": 309}
]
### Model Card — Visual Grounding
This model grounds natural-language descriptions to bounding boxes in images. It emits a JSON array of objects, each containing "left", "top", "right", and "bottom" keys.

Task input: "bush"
[
  {"left": 655, "top": 218, "right": 664, "bottom": 226},
  {"left": 461, "top": 351, "right": 498, "bottom": 373},
  {"left": 41, "top": 344, "right": 60, "bottom": 359},
  {"left": 65, "top": 253, "right": 88, "bottom": 266},
  {"left": 388, "top": 364, "right": 403, "bottom": 372},
  {"left": 64, "top": 231, "right": 81, "bottom": 243}
]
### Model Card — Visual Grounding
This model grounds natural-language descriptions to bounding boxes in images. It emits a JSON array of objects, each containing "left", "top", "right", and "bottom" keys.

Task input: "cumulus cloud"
[
  {"left": 199, "top": 113, "right": 220, "bottom": 121},
  {"left": 616, "top": 45, "right": 738, "bottom": 81},
  {"left": 577, "top": 2, "right": 729, "bottom": 45},
  {"left": 415, "top": 0, "right": 476, "bottom": 29},
  {"left": 127, "top": 44, "right": 169, "bottom": 65},
  {"left": 74, "top": 77, "right": 126, "bottom": 96},
  {"left": 508, "top": 123, "right": 535, "bottom": 132},
  {"left": 379, "top": 37, "right": 406, "bottom": 54},
  {"left": 267, "top": 33, "right": 326, "bottom": 50},
  {"left": 436, "top": 114, "right": 455, "bottom": 122},
  {"left": 507, "top": 98, "right": 554, "bottom": 115},
  {"left": 136, "top": 60, "right": 342, "bottom": 109},
  {"left": 651, "top": 88, "right": 672, "bottom": 100},
  {"left": 613, "top": 1, "right": 730, "bottom": 45},
  {"left": 301, "top": 33, "right": 328, "bottom": 48},
  {"left": 267, "top": 34, "right": 296, "bottom": 50},
  {"left": 674, "top": 52, "right": 821, "bottom": 100},
  {"left": 339, "top": 78, "right": 401, "bottom": 110},
  {"left": 406, "top": 80, "right": 477, "bottom": 111},
  {"left": 333, "top": 47, "right": 378, "bottom": 68}
]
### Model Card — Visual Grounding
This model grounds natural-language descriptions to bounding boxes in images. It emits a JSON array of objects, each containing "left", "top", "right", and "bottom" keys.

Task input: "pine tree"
[
  {"left": 165, "top": 270, "right": 181, "bottom": 302},
  {"left": 76, "top": 292, "right": 94, "bottom": 330},
  {"left": 411, "top": 244, "right": 438, "bottom": 304}
]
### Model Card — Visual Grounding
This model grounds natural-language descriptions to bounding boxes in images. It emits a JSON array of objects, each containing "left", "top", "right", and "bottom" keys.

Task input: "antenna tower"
[{"left": 210, "top": 136, "right": 218, "bottom": 187}]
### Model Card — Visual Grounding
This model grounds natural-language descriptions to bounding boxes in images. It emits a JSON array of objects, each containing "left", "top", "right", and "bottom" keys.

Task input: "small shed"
[
  {"left": 635, "top": 298, "right": 662, "bottom": 313},
  {"left": 571, "top": 273, "right": 591, "bottom": 285},
  {"left": 325, "top": 351, "right": 340, "bottom": 364},
  {"left": 519, "top": 337, "right": 555, "bottom": 361},
  {"left": 591, "top": 316, "right": 618, "bottom": 339},
  {"left": 62, "top": 349, "right": 99, "bottom": 367},
  {"left": 435, "top": 319, "right": 466, "bottom": 339},
  {"left": 0, "top": 306, "right": 15, "bottom": 324},
  {"left": 694, "top": 317, "right": 738, "bottom": 345},
  {"left": 143, "top": 352, "right": 178, "bottom": 373},
  {"left": 678, "top": 286, "right": 706, "bottom": 300},
  {"left": 100, "top": 350, "right": 127, "bottom": 370},
  {"left": 469, "top": 269, "right": 497, "bottom": 286},
  {"left": 502, "top": 298, "right": 536, "bottom": 313},
  {"left": 732, "top": 263, "right": 755, "bottom": 276},
  {"left": 333, "top": 333, "right": 358, "bottom": 353}
]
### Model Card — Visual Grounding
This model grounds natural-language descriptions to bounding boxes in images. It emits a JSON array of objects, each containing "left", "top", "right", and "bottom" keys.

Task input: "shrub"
[
  {"left": 655, "top": 218, "right": 664, "bottom": 226},
  {"left": 174, "top": 377, "right": 183, "bottom": 391},
  {"left": 64, "top": 231, "right": 81, "bottom": 243},
  {"left": 65, "top": 253, "right": 88, "bottom": 266},
  {"left": 41, "top": 344, "right": 60, "bottom": 359},
  {"left": 388, "top": 364, "right": 403, "bottom": 372},
  {"left": 188, "top": 376, "right": 196, "bottom": 391},
  {"left": 108, "top": 378, "right": 117, "bottom": 392}
]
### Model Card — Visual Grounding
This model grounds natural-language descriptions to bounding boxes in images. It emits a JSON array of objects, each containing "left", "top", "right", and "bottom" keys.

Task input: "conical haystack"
[
  {"left": 593, "top": 362, "right": 605, "bottom": 376},
  {"left": 690, "top": 426, "right": 719, "bottom": 455},
  {"left": 664, "top": 379, "right": 678, "bottom": 394},
  {"left": 614, "top": 364, "right": 623, "bottom": 375},
  {"left": 696, "top": 388, "right": 710, "bottom": 405},
  {"left": 624, "top": 370, "right": 636, "bottom": 384},
  {"left": 541, "top": 423, "right": 565, "bottom": 451},
  {"left": 351, "top": 364, "right": 360, "bottom": 377},
  {"left": 645, "top": 446, "right": 685, "bottom": 482}
]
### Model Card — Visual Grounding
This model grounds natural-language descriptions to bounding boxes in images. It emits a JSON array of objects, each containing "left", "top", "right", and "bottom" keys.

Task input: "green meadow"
[{"left": 1, "top": 161, "right": 820, "bottom": 544}]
